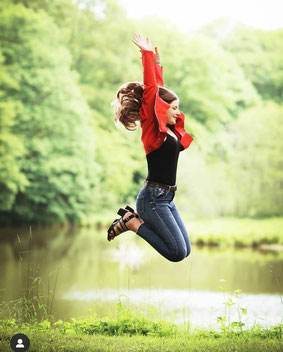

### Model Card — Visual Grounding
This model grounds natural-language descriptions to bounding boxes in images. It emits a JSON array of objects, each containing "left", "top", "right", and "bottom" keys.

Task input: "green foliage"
[
  {"left": 0, "top": 328, "right": 282, "bottom": 352},
  {"left": 200, "top": 18, "right": 283, "bottom": 103},
  {"left": 224, "top": 27, "right": 283, "bottom": 103},
  {"left": 0, "top": 299, "right": 177, "bottom": 337},
  {"left": 1, "top": 313, "right": 282, "bottom": 338},
  {"left": 55, "top": 301, "right": 178, "bottom": 337},
  {"left": 92, "top": 123, "right": 146, "bottom": 209},
  {"left": 217, "top": 288, "right": 247, "bottom": 333},
  {"left": 0, "top": 4, "right": 96, "bottom": 223},
  {"left": 178, "top": 101, "right": 283, "bottom": 218},
  {"left": 226, "top": 102, "right": 283, "bottom": 216},
  {"left": 0, "top": 53, "right": 29, "bottom": 210}
]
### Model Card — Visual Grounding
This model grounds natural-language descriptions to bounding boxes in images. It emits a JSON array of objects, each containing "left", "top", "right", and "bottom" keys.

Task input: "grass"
[
  {"left": 0, "top": 315, "right": 282, "bottom": 351},
  {"left": 185, "top": 216, "right": 283, "bottom": 248},
  {"left": 0, "top": 332, "right": 282, "bottom": 352},
  {"left": 0, "top": 227, "right": 58, "bottom": 325}
]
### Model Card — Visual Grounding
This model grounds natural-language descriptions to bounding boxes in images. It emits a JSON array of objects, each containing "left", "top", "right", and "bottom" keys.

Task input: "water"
[
  {"left": 64, "top": 288, "right": 283, "bottom": 329},
  {"left": 0, "top": 224, "right": 282, "bottom": 329}
]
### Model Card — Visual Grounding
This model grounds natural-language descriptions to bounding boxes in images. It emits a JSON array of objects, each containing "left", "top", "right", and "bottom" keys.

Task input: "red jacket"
[{"left": 139, "top": 50, "right": 194, "bottom": 155}]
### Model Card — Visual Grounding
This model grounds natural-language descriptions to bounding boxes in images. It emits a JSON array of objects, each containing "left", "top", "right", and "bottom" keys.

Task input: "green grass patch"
[
  {"left": 0, "top": 318, "right": 282, "bottom": 352},
  {"left": 186, "top": 217, "right": 283, "bottom": 248}
]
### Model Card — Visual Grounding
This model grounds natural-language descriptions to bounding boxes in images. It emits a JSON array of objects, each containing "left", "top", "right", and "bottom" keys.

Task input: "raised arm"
[
  {"left": 132, "top": 34, "right": 168, "bottom": 130},
  {"left": 154, "top": 47, "right": 164, "bottom": 87},
  {"left": 132, "top": 34, "right": 156, "bottom": 87}
]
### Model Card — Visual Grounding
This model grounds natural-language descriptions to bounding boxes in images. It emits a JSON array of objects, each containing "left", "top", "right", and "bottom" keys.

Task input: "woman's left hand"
[{"left": 154, "top": 47, "right": 160, "bottom": 64}]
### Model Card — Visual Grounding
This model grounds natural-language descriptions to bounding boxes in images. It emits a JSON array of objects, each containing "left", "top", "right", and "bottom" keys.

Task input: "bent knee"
[{"left": 168, "top": 248, "right": 188, "bottom": 262}]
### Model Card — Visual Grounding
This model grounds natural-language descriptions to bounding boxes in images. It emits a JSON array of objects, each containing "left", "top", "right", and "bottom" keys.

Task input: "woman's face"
[{"left": 166, "top": 100, "right": 180, "bottom": 126}]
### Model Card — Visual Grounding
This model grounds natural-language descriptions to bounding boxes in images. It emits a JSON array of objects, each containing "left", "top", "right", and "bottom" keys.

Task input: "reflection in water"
[
  {"left": 63, "top": 288, "right": 283, "bottom": 329},
  {"left": 105, "top": 242, "right": 146, "bottom": 271}
]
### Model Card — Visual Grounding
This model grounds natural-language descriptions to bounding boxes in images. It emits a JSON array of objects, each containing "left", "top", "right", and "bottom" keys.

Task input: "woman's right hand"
[{"left": 132, "top": 34, "right": 153, "bottom": 52}]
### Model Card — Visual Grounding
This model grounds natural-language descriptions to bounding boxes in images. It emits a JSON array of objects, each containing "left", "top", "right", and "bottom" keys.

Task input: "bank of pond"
[{"left": 0, "top": 307, "right": 282, "bottom": 351}]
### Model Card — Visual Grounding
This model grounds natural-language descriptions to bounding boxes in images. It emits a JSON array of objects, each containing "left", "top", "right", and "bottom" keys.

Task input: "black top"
[{"left": 146, "top": 133, "right": 183, "bottom": 186}]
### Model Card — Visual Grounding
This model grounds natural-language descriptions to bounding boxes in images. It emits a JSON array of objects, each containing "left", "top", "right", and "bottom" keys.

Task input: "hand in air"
[
  {"left": 154, "top": 47, "right": 160, "bottom": 63},
  {"left": 132, "top": 34, "right": 153, "bottom": 52}
]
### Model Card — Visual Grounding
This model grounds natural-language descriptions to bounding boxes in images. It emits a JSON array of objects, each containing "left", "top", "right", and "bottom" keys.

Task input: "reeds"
[{"left": 0, "top": 226, "right": 58, "bottom": 324}]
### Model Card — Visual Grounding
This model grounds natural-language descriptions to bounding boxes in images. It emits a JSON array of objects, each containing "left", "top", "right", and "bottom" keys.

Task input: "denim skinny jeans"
[{"left": 136, "top": 184, "right": 191, "bottom": 262}]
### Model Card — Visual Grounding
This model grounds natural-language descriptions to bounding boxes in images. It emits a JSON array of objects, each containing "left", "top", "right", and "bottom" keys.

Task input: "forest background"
[{"left": 0, "top": 0, "right": 282, "bottom": 225}]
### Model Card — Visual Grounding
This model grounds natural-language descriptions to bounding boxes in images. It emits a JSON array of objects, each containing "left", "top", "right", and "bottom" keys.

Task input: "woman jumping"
[{"left": 107, "top": 34, "right": 194, "bottom": 262}]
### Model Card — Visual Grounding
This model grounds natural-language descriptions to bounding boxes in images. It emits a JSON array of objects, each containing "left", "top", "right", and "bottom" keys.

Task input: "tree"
[
  {"left": 227, "top": 102, "right": 283, "bottom": 217},
  {"left": 200, "top": 18, "right": 283, "bottom": 103},
  {"left": 0, "top": 53, "right": 29, "bottom": 210},
  {"left": 0, "top": 4, "right": 96, "bottom": 224}
]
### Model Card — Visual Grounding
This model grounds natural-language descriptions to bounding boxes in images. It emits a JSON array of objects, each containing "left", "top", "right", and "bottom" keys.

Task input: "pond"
[{"left": 0, "top": 224, "right": 282, "bottom": 330}]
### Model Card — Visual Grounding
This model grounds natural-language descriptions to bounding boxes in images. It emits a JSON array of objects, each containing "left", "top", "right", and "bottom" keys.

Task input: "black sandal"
[
  {"left": 107, "top": 208, "right": 136, "bottom": 241},
  {"left": 124, "top": 205, "right": 140, "bottom": 219}
]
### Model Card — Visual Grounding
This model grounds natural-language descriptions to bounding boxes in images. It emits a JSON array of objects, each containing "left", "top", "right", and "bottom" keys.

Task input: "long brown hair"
[{"left": 113, "top": 82, "right": 178, "bottom": 131}]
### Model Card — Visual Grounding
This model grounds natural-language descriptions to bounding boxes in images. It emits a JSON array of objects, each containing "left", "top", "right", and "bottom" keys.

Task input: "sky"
[{"left": 118, "top": 0, "right": 283, "bottom": 32}]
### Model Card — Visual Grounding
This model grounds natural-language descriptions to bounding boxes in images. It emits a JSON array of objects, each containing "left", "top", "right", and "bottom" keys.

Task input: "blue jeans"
[{"left": 136, "top": 184, "right": 191, "bottom": 262}]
